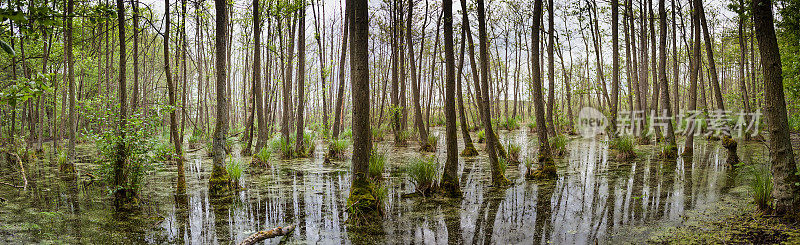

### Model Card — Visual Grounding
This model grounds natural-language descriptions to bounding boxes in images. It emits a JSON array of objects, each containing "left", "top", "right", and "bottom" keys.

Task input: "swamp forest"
[{"left": 1, "top": 0, "right": 800, "bottom": 243}]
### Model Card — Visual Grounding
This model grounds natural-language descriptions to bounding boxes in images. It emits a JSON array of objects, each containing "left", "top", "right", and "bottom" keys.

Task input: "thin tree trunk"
[
  {"left": 165, "top": 0, "right": 183, "bottom": 162},
  {"left": 210, "top": 0, "right": 232, "bottom": 196},
  {"left": 658, "top": 0, "right": 676, "bottom": 150},
  {"left": 331, "top": 9, "right": 349, "bottom": 139},
  {"left": 440, "top": 0, "right": 460, "bottom": 196},
  {"left": 295, "top": 5, "right": 307, "bottom": 155},
  {"left": 546, "top": 0, "right": 556, "bottom": 137},
  {"left": 407, "top": 0, "right": 430, "bottom": 151},
  {"left": 113, "top": 0, "right": 129, "bottom": 207},
  {"left": 528, "top": 0, "right": 554, "bottom": 179}
]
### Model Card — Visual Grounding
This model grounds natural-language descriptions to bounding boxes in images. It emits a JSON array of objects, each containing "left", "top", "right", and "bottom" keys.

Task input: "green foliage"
[
  {"left": 749, "top": 165, "right": 773, "bottom": 211},
  {"left": 789, "top": 113, "right": 800, "bottom": 132},
  {"left": 303, "top": 131, "right": 317, "bottom": 155},
  {"left": 57, "top": 150, "right": 67, "bottom": 166},
  {"left": 368, "top": 150, "right": 386, "bottom": 180},
  {"left": 406, "top": 155, "right": 438, "bottom": 194},
  {"left": 188, "top": 129, "right": 203, "bottom": 148},
  {"left": 342, "top": 128, "right": 353, "bottom": 139},
  {"left": 476, "top": 129, "right": 485, "bottom": 143},
  {"left": 225, "top": 156, "right": 244, "bottom": 188},
  {"left": 432, "top": 114, "right": 445, "bottom": 127},
  {"left": 0, "top": 73, "right": 54, "bottom": 107},
  {"left": 396, "top": 130, "right": 412, "bottom": 143},
  {"left": 153, "top": 141, "right": 175, "bottom": 161},
  {"left": 610, "top": 136, "right": 634, "bottom": 152},
  {"left": 87, "top": 103, "right": 164, "bottom": 196},
  {"left": 371, "top": 125, "right": 386, "bottom": 141},
  {"left": 498, "top": 157, "right": 509, "bottom": 175}
]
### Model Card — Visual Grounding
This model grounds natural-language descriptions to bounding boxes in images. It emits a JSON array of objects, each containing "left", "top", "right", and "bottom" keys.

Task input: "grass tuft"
[
  {"left": 549, "top": 134, "right": 568, "bottom": 157},
  {"left": 225, "top": 156, "right": 245, "bottom": 189},
  {"left": 749, "top": 165, "right": 773, "bottom": 212},
  {"left": 406, "top": 155, "right": 438, "bottom": 195},
  {"left": 369, "top": 150, "right": 386, "bottom": 180}
]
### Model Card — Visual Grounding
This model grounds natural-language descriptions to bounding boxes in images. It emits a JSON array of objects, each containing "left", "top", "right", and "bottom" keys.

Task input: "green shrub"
[
  {"left": 342, "top": 129, "right": 353, "bottom": 139},
  {"left": 225, "top": 156, "right": 244, "bottom": 188},
  {"left": 789, "top": 114, "right": 800, "bottom": 132},
  {"left": 396, "top": 130, "right": 412, "bottom": 144},
  {"left": 432, "top": 115, "right": 445, "bottom": 127},
  {"left": 476, "top": 129, "right": 485, "bottom": 143},
  {"left": 153, "top": 141, "right": 175, "bottom": 161},
  {"left": 549, "top": 134, "right": 568, "bottom": 157},
  {"left": 372, "top": 126, "right": 386, "bottom": 141},
  {"left": 406, "top": 155, "right": 438, "bottom": 195},
  {"left": 369, "top": 151, "right": 386, "bottom": 180},
  {"left": 499, "top": 157, "right": 509, "bottom": 175},
  {"left": 749, "top": 165, "right": 773, "bottom": 211},
  {"left": 188, "top": 130, "right": 203, "bottom": 149},
  {"left": 57, "top": 150, "right": 68, "bottom": 166},
  {"left": 303, "top": 131, "right": 317, "bottom": 156}
]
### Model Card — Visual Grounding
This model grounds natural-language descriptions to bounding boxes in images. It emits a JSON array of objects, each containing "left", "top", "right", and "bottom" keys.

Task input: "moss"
[
  {"left": 460, "top": 144, "right": 478, "bottom": 157},
  {"left": 208, "top": 164, "right": 232, "bottom": 197},
  {"left": 347, "top": 178, "right": 382, "bottom": 224},
  {"left": 437, "top": 178, "right": 462, "bottom": 198}
]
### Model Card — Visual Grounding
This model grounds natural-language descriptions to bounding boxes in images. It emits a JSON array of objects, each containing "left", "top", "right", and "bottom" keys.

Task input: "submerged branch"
[{"left": 238, "top": 225, "right": 295, "bottom": 245}]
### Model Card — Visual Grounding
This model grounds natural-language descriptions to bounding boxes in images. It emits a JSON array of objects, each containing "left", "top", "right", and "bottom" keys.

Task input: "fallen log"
[{"left": 238, "top": 225, "right": 295, "bottom": 245}]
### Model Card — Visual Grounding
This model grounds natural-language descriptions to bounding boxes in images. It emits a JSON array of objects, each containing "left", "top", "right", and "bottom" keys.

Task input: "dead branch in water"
[
  {"left": 238, "top": 225, "right": 295, "bottom": 245},
  {"left": 0, "top": 181, "right": 23, "bottom": 188}
]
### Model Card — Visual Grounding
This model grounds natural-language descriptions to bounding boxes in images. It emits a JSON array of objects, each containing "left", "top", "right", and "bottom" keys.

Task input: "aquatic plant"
[
  {"left": 368, "top": 150, "right": 386, "bottom": 180},
  {"left": 225, "top": 156, "right": 244, "bottom": 189},
  {"left": 406, "top": 155, "right": 438, "bottom": 195},
  {"left": 657, "top": 143, "right": 678, "bottom": 159},
  {"left": 153, "top": 141, "right": 175, "bottom": 161},
  {"left": 252, "top": 147, "right": 271, "bottom": 167},
  {"left": 476, "top": 129, "right": 485, "bottom": 143},
  {"left": 609, "top": 136, "right": 636, "bottom": 161},
  {"left": 498, "top": 157, "right": 509, "bottom": 175},
  {"left": 749, "top": 165, "right": 773, "bottom": 212},
  {"left": 549, "top": 134, "right": 568, "bottom": 157},
  {"left": 396, "top": 130, "right": 411, "bottom": 145},
  {"left": 302, "top": 131, "right": 317, "bottom": 156},
  {"left": 187, "top": 129, "right": 203, "bottom": 149}
]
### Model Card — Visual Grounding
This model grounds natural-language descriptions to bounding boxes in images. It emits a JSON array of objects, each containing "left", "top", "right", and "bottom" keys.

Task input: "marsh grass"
[
  {"left": 505, "top": 140, "right": 521, "bottom": 164},
  {"left": 368, "top": 150, "right": 386, "bottom": 180},
  {"left": 610, "top": 136, "right": 636, "bottom": 161},
  {"left": 225, "top": 156, "right": 244, "bottom": 189},
  {"left": 477, "top": 130, "right": 485, "bottom": 143},
  {"left": 252, "top": 147, "right": 271, "bottom": 167},
  {"left": 406, "top": 155, "right": 438, "bottom": 195},
  {"left": 549, "top": 134, "right": 568, "bottom": 157},
  {"left": 328, "top": 138, "right": 351, "bottom": 159},
  {"left": 748, "top": 165, "right": 773, "bottom": 212},
  {"left": 499, "top": 117, "right": 520, "bottom": 130}
]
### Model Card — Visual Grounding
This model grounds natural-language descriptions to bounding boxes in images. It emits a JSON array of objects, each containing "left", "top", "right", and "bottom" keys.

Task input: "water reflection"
[{"left": 0, "top": 131, "right": 753, "bottom": 244}]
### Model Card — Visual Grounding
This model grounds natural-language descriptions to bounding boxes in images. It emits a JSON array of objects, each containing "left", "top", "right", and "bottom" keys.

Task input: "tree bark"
[
  {"left": 331, "top": 9, "right": 349, "bottom": 139},
  {"left": 210, "top": 0, "right": 232, "bottom": 196},
  {"left": 295, "top": 4, "right": 307, "bottom": 155},
  {"left": 456, "top": 6, "right": 477, "bottom": 156},
  {"left": 440, "top": 0, "right": 460, "bottom": 197},
  {"left": 658, "top": 0, "right": 676, "bottom": 149},
  {"left": 165, "top": 0, "right": 183, "bottom": 162},
  {"left": 407, "top": 0, "right": 431, "bottom": 151},
  {"left": 528, "top": 0, "right": 554, "bottom": 178},
  {"left": 752, "top": 0, "right": 800, "bottom": 217},
  {"left": 113, "top": 0, "right": 129, "bottom": 207}
]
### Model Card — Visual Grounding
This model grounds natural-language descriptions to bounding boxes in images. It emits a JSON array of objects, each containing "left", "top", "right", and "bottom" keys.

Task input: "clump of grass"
[
  {"left": 396, "top": 130, "right": 411, "bottom": 145},
  {"left": 372, "top": 126, "right": 386, "bottom": 141},
  {"left": 205, "top": 141, "right": 214, "bottom": 157},
  {"left": 57, "top": 150, "right": 68, "bottom": 166},
  {"left": 499, "top": 117, "right": 520, "bottom": 130},
  {"left": 225, "top": 156, "right": 245, "bottom": 189},
  {"left": 505, "top": 140, "right": 521, "bottom": 164},
  {"left": 268, "top": 135, "right": 295, "bottom": 159},
  {"left": 498, "top": 157, "right": 509, "bottom": 175},
  {"left": 476, "top": 129, "right": 486, "bottom": 143},
  {"left": 302, "top": 131, "right": 317, "bottom": 157},
  {"left": 406, "top": 155, "right": 438, "bottom": 195},
  {"left": 188, "top": 130, "right": 203, "bottom": 149},
  {"left": 749, "top": 165, "right": 773, "bottom": 212},
  {"left": 425, "top": 134, "right": 439, "bottom": 152},
  {"left": 609, "top": 136, "right": 635, "bottom": 161},
  {"left": 252, "top": 147, "right": 271, "bottom": 167},
  {"left": 327, "top": 138, "right": 351, "bottom": 160},
  {"left": 657, "top": 143, "right": 678, "bottom": 159},
  {"left": 527, "top": 120, "right": 537, "bottom": 132},
  {"left": 368, "top": 150, "right": 386, "bottom": 180},
  {"left": 432, "top": 114, "right": 445, "bottom": 127},
  {"left": 549, "top": 134, "right": 568, "bottom": 157},
  {"left": 153, "top": 141, "right": 175, "bottom": 161},
  {"left": 523, "top": 158, "right": 534, "bottom": 171},
  {"left": 341, "top": 129, "right": 353, "bottom": 139}
]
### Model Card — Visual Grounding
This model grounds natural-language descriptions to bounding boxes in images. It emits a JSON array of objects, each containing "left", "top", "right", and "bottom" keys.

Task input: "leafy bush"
[
  {"left": 369, "top": 150, "right": 386, "bottom": 180},
  {"left": 476, "top": 129, "right": 485, "bottom": 143},
  {"left": 432, "top": 115, "right": 445, "bottom": 127},
  {"left": 87, "top": 103, "right": 163, "bottom": 198},
  {"left": 225, "top": 156, "right": 244, "bottom": 189},
  {"left": 57, "top": 150, "right": 68, "bottom": 166},
  {"left": 406, "top": 155, "right": 438, "bottom": 195},
  {"left": 188, "top": 129, "right": 203, "bottom": 149},
  {"left": 549, "top": 134, "right": 568, "bottom": 157},
  {"left": 749, "top": 165, "right": 773, "bottom": 211},
  {"left": 789, "top": 114, "right": 800, "bottom": 132}
]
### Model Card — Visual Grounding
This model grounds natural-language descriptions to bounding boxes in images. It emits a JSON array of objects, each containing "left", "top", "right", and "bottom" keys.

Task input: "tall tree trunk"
[
  {"left": 440, "top": 0, "right": 460, "bottom": 197},
  {"left": 407, "top": 0, "right": 431, "bottom": 151},
  {"left": 546, "top": 0, "right": 556, "bottom": 137},
  {"left": 331, "top": 10, "right": 349, "bottom": 139},
  {"left": 295, "top": 4, "right": 307, "bottom": 155},
  {"left": 113, "top": 0, "right": 129, "bottom": 207},
  {"left": 456, "top": 7, "right": 477, "bottom": 157},
  {"left": 611, "top": 0, "right": 620, "bottom": 138},
  {"left": 253, "top": 0, "right": 267, "bottom": 152},
  {"left": 165, "top": 0, "right": 183, "bottom": 163},
  {"left": 658, "top": 0, "right": 676, "bottom": 152},
  {"left": 282, "top": 14, "right": 297, "bottom": 145},
  {"left": 752, "top": 0, "right": 800, "bottom": 217},
  {"left": 683, "top": 0, "right": 700, "bottom": 156},
  {"left": 347, "top": 0, "right": 377, "bottom": 216},
  {"left": 63, "top": 0, "right": 76, "bottom": 175},
  {"left": 672, "top": 0, "right": 679, "bottom": 119},
  {"left": 210, "top": 0, "right": 232, "bottom": 196},
  {"left": 527, "top": 0, "right": 555, "bottom": 180},
  {"left": 737, "top": 0, "right": 751, "bottom": 141},
  {"left": 476, "top": 0, "right": 509, "bottom": 186},
  {"left": 132, "top": 0, "right": 139, "bottom": 111},
  {"left": 312, "top": 0, "right": 328, "bottom": 134},
  {"left": 461, "top": 0, "right": 483, "bottom": 125}
]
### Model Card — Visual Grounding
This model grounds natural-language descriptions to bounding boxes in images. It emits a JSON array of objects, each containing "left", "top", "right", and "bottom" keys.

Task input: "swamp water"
[{"left": 0, "top": 129, "right": 760, "bottom": 244}]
